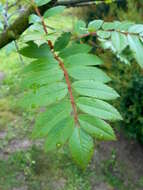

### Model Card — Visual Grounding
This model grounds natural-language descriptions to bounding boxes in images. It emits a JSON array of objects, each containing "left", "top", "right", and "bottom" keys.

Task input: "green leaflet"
[
  {"left": 45, "top": 117, "right": 74, "bottom": 152},
  {"left": 35, "top": 0, "right": 52, "bottom": 6},
  {"left": 102, "top": 21, "right": 133, "bottom": 31},
  {"left": 22, "top": 32, "right": 45, "bottom": 45},
  {"left": 44, "top": 6, "right": 65, "bottom": 18},
  {"left": 72, "top": 80, "right": 119, "bottom": 100},
  {"left": 29, "top": 14, "right": 41, "bottom": 24},
  {"left": 69, "top": 127, "right": 94, "bottom": 169},
  {"left": 115, "top": 21, "right": 134, "bottom": 31},
  {"left": 128, "top": 24, "right": 143, "bottom": 34},
  {"left": 59, "top": 43, "right": 92, "bottom": 58},
  {"left": 97, "top": 30, "right": 111, "bottom": 39},
  {"left": 102, "top": 22, "right": 116, "bottom": 30},
  {"left": 79, "top": 114, "right": 116, "bottom": 140},
  {"left": 77, "top": 97, "right": 122, "bottom": 121},
  {"left": 20, "top": 82, "right": 68, "bottom": 108},
  {"left": 128, "top": 35, "right": 143, "bottom": 68},
  {"left": 64, "top": 53, "right": 103, "bottom": 67},
  {"left": 22, "top": 57, "right": 58, "bottom": 73},
  {"left": 22, "top": 66, "right": 64, "bottom": 89},
  {"left": 20, "top": 42, "right": 52, "bottom": 58},
  {"left": 73, "top": 20, "right": 87, "bottom": 35},
  {"left": 32, "top": 100, "right": 72, "bottom": 138},
  {"left": 67, "top": 66, "right": 111, "bottom": 83},
  {"left": 88, "top": 20, "right": 103, "bottom": 32},
  {"left": 111, "top": 31, "right": 128, "bottom": 53},
  {"left": 54, "top": 32, "right": 71, "bottom": 51}
]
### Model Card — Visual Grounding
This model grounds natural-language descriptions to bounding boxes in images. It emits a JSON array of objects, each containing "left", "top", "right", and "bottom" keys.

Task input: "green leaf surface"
[
  {"left": 128, "top": 35, "right": 143, "bottom": 67},
  {"left": 79, "top": 114, "right": 116, "bottom": 140},
  {"left": 117, "top": 21, "right": 134, "bottom": 31},
  {"left": 45, "top": 117, "right": 74, "bottom": 151},
  {"left": 22, "top": 66, "right": 64, "bottom": 89},
  {"left": 111, "top": 31, "right": 128, "bottom": 53},
  {"left": 68, "top": 66, "right": 111, "bottom": 83},
  {"left": 22, "top": 33, "right": 45, "bottom": 45},
  {"left": 77, "top": 97, "right": 122, "bottom": 121},
  {"left": 22, "top": 57, "right": 58, "bottom": 73},
  {"left": 32, "top": 100, "right": 72, "bottom": 138},
  {"left": 44, "top": 6, "right": 65, "bottom": 18},
  {"left": 73, "top": 80, "right": 119, "bottom": 100},
  {"left": 29, "top": 14, "right": 41, "bottom": 24},
  {"left": 74, "top": 20, "right": 87, "bottom": 35},
  {"left": 97, "top": 30, "right": 111, "bottom": 39},
  {"left": 64, "top": 53, "right": 103, "bottom": 66},
  {"left": 88, "top": 20, "right": 103, "bottom": 32},
  {"left": 128, "top": 24, "right": 143, "bottom": 34},
  {"left": 59, "top": 43, "right": 92, "bottom": 58},
  {"left": 20, "top": 82, "right": 68, "bottom": 108},
  {"left": 69, "top": 127, "right": 94, "bottom": 169},
  {"left": 20, "top": 42, "right": 51, "bottom": 58},
  {"left": 35, "top": 0, "right": 52, "bottom": 6},
  {"left": 54, "top": 32, "right": 71, "bottom": 51},
  {"left": 102, "top": 22, "right": 116, "bottom": 30}
]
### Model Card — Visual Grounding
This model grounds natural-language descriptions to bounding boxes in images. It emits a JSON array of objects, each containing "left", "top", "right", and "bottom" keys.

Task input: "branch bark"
[
  {"left": 56, "top": 0, "right": 96, "bottom": 7},
  {"left": 0, "top": 0, "right": 57, "bottom": 49},
  {"left": 0, "top": 0, "right": 107, "bottom": 49}
]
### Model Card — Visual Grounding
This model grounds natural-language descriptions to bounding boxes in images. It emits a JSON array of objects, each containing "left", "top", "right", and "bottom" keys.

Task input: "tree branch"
[
  {"left": 0, "top": 0, "right": 113, "bottom": 49},
  {"left": 0, "top": 0, "right": 57, "bottom": 49},
  {"left": 56, "top": 0, "right": 96, "bottom": 7}
]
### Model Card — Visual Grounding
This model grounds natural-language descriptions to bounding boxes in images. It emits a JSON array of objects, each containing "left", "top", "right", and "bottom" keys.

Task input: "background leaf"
[
  {"left": 44, "top": 6, "right": 65, "bottom": 18},
  {"left": 111, "top": 32, "right": 128, "bottom": 53},
  {"left": 35, "top": 0, "right": 52, "bottom": 6},
  {"left": 128, "top": 35, "right": 143, "bottom": 67}
]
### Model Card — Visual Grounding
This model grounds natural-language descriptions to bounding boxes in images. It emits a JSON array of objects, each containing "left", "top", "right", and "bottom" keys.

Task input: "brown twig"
[
  {"left": 54, "top": 54, "right": 78, "bottom": 124},
  {"left": 33, "top": 1, "right": 78, "bottom": 125},
  {"left": 77, "top": 30, "right": 141, "bottom": 40}
]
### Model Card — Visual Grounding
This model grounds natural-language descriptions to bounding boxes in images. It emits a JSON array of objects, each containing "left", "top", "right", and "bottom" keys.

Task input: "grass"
[{"left": 0, "top": 146, "right": 106, "bottom": 190}]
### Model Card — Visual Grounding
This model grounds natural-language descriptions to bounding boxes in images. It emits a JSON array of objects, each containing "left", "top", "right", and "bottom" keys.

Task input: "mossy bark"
[{"left": 0, "top": 0, "right": 57, "bottom": 49}]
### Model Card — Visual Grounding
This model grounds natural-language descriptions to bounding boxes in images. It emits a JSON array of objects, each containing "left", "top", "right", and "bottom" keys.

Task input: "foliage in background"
[
  {"left": 73, "top": 0, "right": 143, "bottom": 144},
  {"left": 102, "top": 0, "right": 143, "bottom": 144}
]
